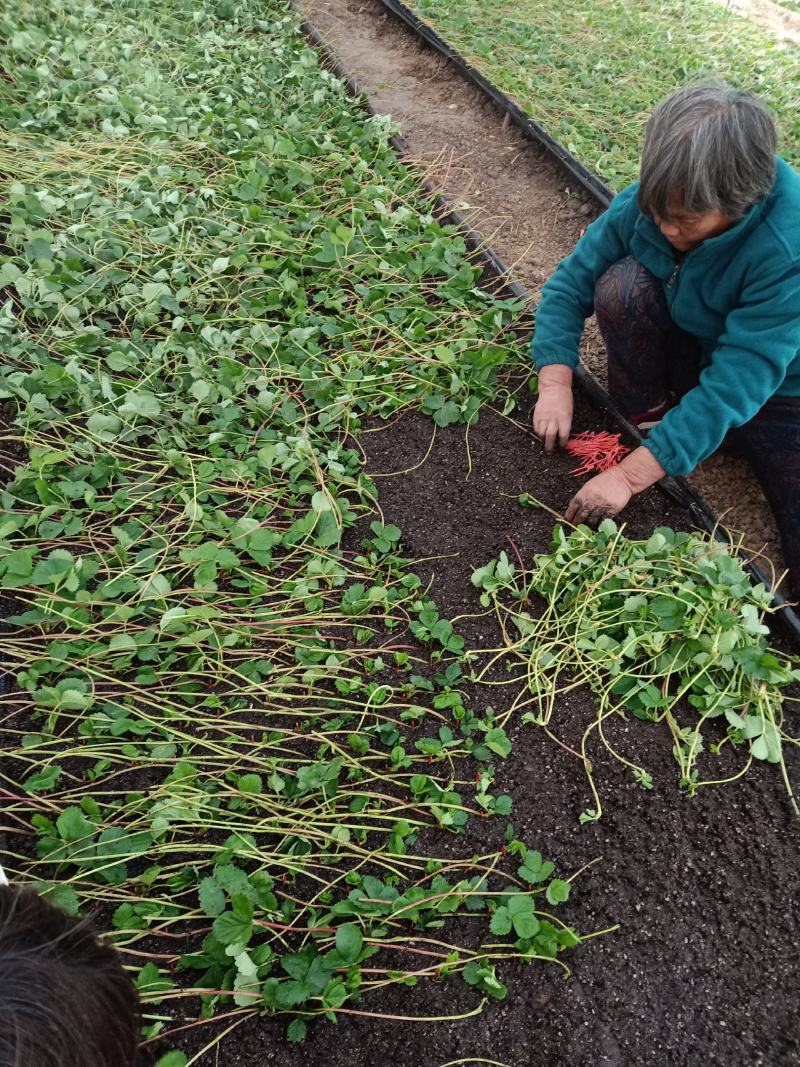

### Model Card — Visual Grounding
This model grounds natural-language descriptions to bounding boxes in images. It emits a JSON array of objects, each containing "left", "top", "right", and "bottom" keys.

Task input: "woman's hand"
[
  {"left": 565, "top": 445, "right": 666, "bottom": 525},
  {"left": 532, "top": 365, "right": 573, "bottom": 452},
  {"left": 564, "top": 467, "right": 633, "bottom": 525}
]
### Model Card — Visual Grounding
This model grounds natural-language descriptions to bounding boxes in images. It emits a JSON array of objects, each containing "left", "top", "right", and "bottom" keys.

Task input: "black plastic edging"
[{"left": 301, "top": 15, "right": 800, "bottom": 643}]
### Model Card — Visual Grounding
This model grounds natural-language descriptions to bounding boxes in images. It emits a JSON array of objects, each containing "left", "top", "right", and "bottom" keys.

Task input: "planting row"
[
  {"left": 2, "top": 0, "right": 798, "bottom": 1062},
  {"left": 0, "top": 0, "right": 583, "bottom": 1060}
]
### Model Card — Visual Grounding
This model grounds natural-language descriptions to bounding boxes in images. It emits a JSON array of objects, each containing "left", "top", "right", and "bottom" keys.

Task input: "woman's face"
[{"left": 652, "top": 193, "right": 733, "bottom": 252}]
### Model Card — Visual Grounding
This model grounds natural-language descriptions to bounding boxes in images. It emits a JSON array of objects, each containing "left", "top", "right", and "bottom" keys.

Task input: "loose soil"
[
  {"left": 176, "top": 384, "right": 800, "bottom": 1066},
  {"left": 299, "top": 0, "right": 788, "bottom": 585}
]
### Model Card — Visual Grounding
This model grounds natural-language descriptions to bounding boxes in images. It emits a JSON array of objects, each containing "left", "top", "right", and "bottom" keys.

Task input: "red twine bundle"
[{"left": 565, "top": 431, "right": 630, "bottom": 476}]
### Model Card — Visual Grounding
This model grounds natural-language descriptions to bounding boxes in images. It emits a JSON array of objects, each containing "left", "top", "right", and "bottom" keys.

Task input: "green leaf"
[
  {"left": 87, "top": 411, "right": 122, "bottom": 440},
  {"left": 94, "top": 827, "right": 152, "bottom": 863},
  {"left": 462, "top": 960, "right": 507, "bottom": 999},
  {"left": 106, "top": 350, "right": 135, "bottom": 371},
  {"left": 267, "top": 772, "right": 285, "bottom": 793},
  {"left": 233, "top": 958, "right": 261, "bottom": 1007},
  {"left": 511, "top": 910, "right": 539, "bottom": 939},
  {"left": 199, "top": 877, "right": 226, "bottom": 917},
  {"left": 750, "top": 721, "right": 782, "bottom": 763},
  {"left": 154, "top": 1053, "right": 189, "bottom": 1067},
  {"left": 432, "top": 400, "right": 461, "bottom": 427},
  {"left": 322, "top": 976, "right": 348, "bottom": 1009},
  {"left": 287, "top": 1019, "right": 307, "bottom": 1043},
  {"left": 31, "top": 551, "right": 74, "bottom": 586},
  {"left": 56, "top": 806, "right": 96, "bottom": 842},
  {"left": 545, "top": 879, "right": 571, "bottom": 905},
  {"left": 37, "top": 882, "right": 79, "bottom": 915},
  {"left": 237, "top": 773, "right": 263, "bottom": 794},
  {"left": 212, "top": 895, "right": 254, "bottom": 946},
  {"left": 119, "top": 391, "right": 161, "bottom": 419},
  {"left": 484, "top": 727, "right": 511, "bottom": 758},
  {"left": 518, "top": 850, "right": 554, "bottom": 885},
  {"left": 109, "top": 634, "right": 137, "bottom": 653},
  {"left": 335, "top": 923, "right": 363, "bottom": 964},
  {"left": 273, "top": 979, "right": 310, "bottom": 1008},
  {"left": 506, "top": 893, "right": 539, "bottom": 938},
  {"left": 23, "top": 765, "right": 61, "bottom": 794},
  {"left": 0, "top": 262, "right": 22, "bottom": 285},
  {"left": 313, "top": 509, "right": 342, "bottom": 548},
  {"left": 489, "top": 905, "right": 512, "bottom": 935},
  {"left": 136, "top": 961, "right": 175, "bottom": 994},
  {"left": 141, "top": 282, "right": 171, "bottom": 304},
  {"left": 139, "top": 572, "right": 171, "bottom": 598}
]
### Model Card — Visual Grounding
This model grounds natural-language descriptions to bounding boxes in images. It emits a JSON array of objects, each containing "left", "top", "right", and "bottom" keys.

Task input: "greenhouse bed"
[{"left": 309, "top": 2, "right": 800, "bottom": 645}]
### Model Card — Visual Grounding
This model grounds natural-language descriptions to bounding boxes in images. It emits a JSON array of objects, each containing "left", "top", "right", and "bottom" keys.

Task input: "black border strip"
[{"left": 301, "top": 14, "right": 800, "bottom": 643}]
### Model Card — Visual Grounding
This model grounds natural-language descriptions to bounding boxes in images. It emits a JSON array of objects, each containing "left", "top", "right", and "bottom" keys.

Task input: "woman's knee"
[
  {"left": 737, "top": 407, "right": 800, "bottom": 595},
  {"left": 594, "top": 256, "right": 661, "bottom": 322}
]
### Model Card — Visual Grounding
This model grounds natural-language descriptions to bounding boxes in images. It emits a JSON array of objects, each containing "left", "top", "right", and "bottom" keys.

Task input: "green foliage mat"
[
  {"left": 406, "top": 0, "right": 800, "bottom": 188},
  {"left": 0, "top": 0, "right": 590, "bottom": 1059}
]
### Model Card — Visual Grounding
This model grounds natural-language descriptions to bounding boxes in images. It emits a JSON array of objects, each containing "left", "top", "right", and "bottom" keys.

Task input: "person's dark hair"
[
  {"left": 638, "top": 80, "right": 778, "bottom": 221},
  {"left": 0, "top": 886, "right": 140, "bottom": 1067}
]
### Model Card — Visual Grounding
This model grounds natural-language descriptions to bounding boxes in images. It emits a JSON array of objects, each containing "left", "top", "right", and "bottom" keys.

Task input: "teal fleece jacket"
[{"left": 531, "top": 158, "right": 800, "bottom": 476}]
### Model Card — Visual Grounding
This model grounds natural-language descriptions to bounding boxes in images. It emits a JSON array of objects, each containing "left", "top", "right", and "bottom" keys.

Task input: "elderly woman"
[{"left": 531, "top": 81, "right": 800, "bottom": 594}]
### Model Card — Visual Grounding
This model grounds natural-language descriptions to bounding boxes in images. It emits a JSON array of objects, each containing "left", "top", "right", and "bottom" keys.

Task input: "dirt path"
[
  {"left": 306, "top": 0, "right": 595, "bottom": 296},
  {"left": 300, "top": 0, "right": 786, "bottom": 585}
]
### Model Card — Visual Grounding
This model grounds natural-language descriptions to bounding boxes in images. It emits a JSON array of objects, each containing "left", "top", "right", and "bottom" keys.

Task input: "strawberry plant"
[
  {"left": 0, "top": 0, "right": 595, "bottom": 1058},
  {"left": 471, "top": 520, "right": 800, "bottom": 820}
]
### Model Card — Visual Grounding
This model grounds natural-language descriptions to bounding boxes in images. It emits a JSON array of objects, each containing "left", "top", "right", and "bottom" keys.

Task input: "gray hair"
[{"left": 638, "top": 81, "right": 777, "bottom": 221}]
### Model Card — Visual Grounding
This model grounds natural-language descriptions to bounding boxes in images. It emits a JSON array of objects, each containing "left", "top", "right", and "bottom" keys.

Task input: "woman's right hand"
[{"left": 532, "top": 364, "right": 574, "bottom": 453}]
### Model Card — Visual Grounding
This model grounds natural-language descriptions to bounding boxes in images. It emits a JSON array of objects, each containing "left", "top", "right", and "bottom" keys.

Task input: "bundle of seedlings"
[{"left": 471, "top": 519, "right": 800, "bottom": 821}]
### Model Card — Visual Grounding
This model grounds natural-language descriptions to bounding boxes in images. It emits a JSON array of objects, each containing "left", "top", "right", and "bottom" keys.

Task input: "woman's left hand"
[
  {"left": 564, "top": 445, "right": 667, "bottom": 527},
  {"left": 564, "top": 468, "right": 632, "bottom": 525}
]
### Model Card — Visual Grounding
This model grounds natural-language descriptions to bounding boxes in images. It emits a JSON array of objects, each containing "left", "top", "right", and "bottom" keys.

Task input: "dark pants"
[{"left": 594, "top": 256, "right": 800, "bottom": 597}]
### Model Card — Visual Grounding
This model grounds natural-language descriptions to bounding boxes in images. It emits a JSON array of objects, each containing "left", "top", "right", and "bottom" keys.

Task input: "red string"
[{"left": 565, "top": 431, "right": 630, "bottom": 477}]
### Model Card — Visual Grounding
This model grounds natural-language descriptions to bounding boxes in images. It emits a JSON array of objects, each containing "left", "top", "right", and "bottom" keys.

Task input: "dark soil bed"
[
  {"left": 2, "top": 15, "right": 799, "bottom": 1066},
  {"left": 175, "top": 383, "right": 800, "bottom": 1066}
]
